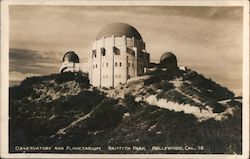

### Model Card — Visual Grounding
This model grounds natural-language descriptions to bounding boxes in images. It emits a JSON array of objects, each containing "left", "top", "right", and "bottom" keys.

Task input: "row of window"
[
  {"left": 92, "top": 47, "right": 121, "bottom": 58},
  {"left": 128, "top": 63, "right": 135, "bottom": 67},
  {"left": 103, "top": 75, "right": 108, "bottom": 79},
  {"left": 115, "top": 75, "right": 122, "bottom": 78},
  {"left": 102, "top": 75, "right": 122, "bottom": 79},
  {"left": 93, "top": 64, "right": 98, "bottom": 69},
  {"left": 115, "top": 62, "right": 122, "bottom": 67},
  {"left": 93, "top": 62, "right": 135, "bottom": 69},
  {"left": 102, "top": 63, "right": 109, "bottom": 67}
]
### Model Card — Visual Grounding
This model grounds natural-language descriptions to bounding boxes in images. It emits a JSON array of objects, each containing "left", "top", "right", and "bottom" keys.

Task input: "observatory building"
[
  {"left": 59, "top": 51, "right": 81, "bottom": 73},
  {"left": 159, "top": 52, "right": 178, "bottom": 70},
  {"left": 144, "top": 51, "right": 179, "bottom": 74},
  {"left": 59, "top": 23, "right": 182, "bottom": 87},
  {"left": 89, "top": 23, "right": 150, "bottom": 88}
]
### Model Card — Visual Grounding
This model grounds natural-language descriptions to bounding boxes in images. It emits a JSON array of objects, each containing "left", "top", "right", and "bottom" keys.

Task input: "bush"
[
  {"left": 124, "top": 94, "right": 141, "bottom": 113},
  {"left": 86, "top": 98, "right": 125, "bottom": 130},
  {"left": 183, "top": 70, "right": 235, "bottom": 100},
  {"left": 144, "top": 69, "right": 183, "bottom": 86}
]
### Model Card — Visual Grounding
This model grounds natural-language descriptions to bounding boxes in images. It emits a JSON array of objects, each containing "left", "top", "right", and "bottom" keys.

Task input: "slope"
[{"left": 9, "top": 70, "right": 242, "bottom": 154}]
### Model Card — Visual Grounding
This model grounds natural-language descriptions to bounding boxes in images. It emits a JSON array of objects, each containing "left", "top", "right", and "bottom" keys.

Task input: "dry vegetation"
[{"left": 9, "top": 70, "right": 242, "bottom": 154}]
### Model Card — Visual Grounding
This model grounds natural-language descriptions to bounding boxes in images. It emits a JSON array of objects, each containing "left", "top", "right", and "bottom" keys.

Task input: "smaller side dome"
[
  {"left": 62, "top": 51, "right": 80, "bottom": 63},
  {"left": 159, "top": 52, "right": 178, "bottom": 69}
]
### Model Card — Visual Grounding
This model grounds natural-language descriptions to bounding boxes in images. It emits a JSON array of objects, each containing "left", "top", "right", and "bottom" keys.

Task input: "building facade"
[{"left": 89, "top": 23, "right": 150, "bottom": 88}]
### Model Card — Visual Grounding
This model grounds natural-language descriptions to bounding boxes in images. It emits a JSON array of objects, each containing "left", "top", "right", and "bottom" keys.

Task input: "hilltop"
[{"left": 9, "top": 70, "right": 242, "bottom": 154}]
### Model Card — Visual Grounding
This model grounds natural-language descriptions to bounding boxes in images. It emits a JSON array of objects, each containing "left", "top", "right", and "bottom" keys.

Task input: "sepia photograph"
[{"left": 1, "top": 0, "right": 249, "bottom": 158}]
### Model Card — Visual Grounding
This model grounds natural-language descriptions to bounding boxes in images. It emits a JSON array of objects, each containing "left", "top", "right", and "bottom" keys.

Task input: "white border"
[{"left": 1, "top": 0, "right": 249, "bottom": 159}]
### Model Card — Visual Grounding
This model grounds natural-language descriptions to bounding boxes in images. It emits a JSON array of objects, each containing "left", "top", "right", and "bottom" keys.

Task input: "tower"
[
  {"left": 159, "top": 52, "right": 178, "bottom": 70},
  {"left": 59, "top": 51, "right": 81, "bottom": 73},
  {"left": 89, "top": 23, "right": 150, "bottom": 88}
]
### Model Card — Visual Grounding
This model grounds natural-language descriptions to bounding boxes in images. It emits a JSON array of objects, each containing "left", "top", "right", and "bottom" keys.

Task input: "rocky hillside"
[{"left": 9, "top": 70, "right": 242, "bottom": 154}]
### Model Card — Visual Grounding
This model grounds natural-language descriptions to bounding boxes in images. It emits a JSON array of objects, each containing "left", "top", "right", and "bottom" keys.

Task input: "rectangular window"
[
  {"left": 115, "top": 62, "right": 117, "bottom": 67},
  {"left": 132, "top": 63, "right": 134, "bottom": 67},
  {"left": 101, "top": 48, "right": 106, "bottom": 56},
  {"left": 128, "top": 63, "right": 130, "bottom": 67},
  {"left": 113, "top": 47, "right": 120, "bottom": 55},
  {"left": 120, "top": 62, "right": 122, "bottom": 67},
  {"left": 106, "top": 62, "right": 108, "bottom": 67},
  {"left": 126, "top": 48, "right": 135, "bottom": 56},
  {"left": 92, "top": 50, "right": 97, "bottom": 58}
]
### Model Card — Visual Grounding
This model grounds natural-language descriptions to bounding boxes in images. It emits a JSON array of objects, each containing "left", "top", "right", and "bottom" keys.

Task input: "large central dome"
[{"left": 96, "top": 23, "right": 143, "bottom": 41}]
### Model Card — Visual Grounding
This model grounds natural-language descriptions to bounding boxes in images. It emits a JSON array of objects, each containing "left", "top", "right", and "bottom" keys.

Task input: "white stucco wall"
[{"left": 89, "top": 35, "right": 149, "bottom": 88}]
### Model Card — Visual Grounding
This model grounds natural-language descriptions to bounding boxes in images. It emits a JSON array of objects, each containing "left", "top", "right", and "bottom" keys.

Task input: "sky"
[{"left": 9, "top": 5, "right": 243, "bottom": 95}]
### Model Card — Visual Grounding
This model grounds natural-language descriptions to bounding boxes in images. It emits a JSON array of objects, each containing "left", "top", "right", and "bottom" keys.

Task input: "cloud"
[
  {"left": 9, "top": 48, "right": 61, "bottom": 73},
  {"left": 9, "top": 71, "right": 41, "bottom": 86},
  {"left": 9, "top": 48, "right": 89, "bottom": 86},
  {"left": 8, "top": 6, "right": 243, "bottom": 95},
  {"left": 9, "top": 48, "right": 58, "bottom": 86}
]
